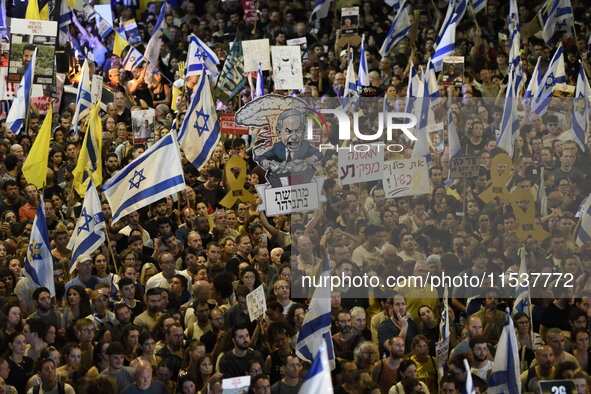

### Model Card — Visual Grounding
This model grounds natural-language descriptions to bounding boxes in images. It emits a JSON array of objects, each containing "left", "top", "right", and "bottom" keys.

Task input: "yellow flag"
[
  {"left": 171, "top": 85, "right": 181, "bottom": 111},
  {"left": 40, "top": 4, "right": 49, "bottom": 20},
  {"left": 72, "top": 102, "right": 103, "bottom": 197},
  {"left": 25, "top": 0, "right": 41, "bottom": 20},
  {"left": 113, "top": 32, "right": 129, "bottom": 57},
  {"left": 23, "top": 106, "right": 52, "bottom": 188}
]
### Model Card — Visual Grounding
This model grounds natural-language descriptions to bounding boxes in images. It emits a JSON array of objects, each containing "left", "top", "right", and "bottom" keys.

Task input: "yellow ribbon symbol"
[
  {"left": 509, "top": 189, "right": 549, "bottom": 242},
  {"left": 219, "top": 156, "right": 256, "bottom": 208},
  {"left": 479, "top": 153, "right": 512, "bottom": 203}
]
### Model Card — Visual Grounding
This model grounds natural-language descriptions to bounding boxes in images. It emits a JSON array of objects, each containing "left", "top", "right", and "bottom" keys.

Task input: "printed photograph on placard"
[
  {"left": 122, "top": 19, "right": 142, "bottom": 45},
  {"left": 341, "top": 7, "right": 359, "bottom": 35},
  {"left": 441, "top": 56, "right": 464, "bottom": 86},
  {"left": 1, "top": 37, "right": 8, "bottom": 67},
  {"left": 8, "top": 19, "right": 57, "bottom": 85},
  {"left": 427, "top": 122, "right": 444, "bottom": 153},
  {"left": 132, "top": 108, "right": 156, "bottom": 144}
]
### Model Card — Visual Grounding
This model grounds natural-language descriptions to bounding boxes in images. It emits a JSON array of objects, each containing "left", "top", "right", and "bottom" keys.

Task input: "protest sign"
[
  {"left": 286, "top": 37, "right": 308, "bottom": 61},
  {"left": 132, "top": 109, "right": 155, "bottom": 143},
  {"left": 220, "top": 156, "right": 256, "bottom": 209},
  {"left": 338, "top": 145, "right": 384, "bottom": 186},
  {"left": 341, "top": 7, "right": 359, "bottom": 35},
  {"left": 243, "top": 39, "right": 271, "bottom": 72},
  {"left": 222, "top": 376, "right": 251, "bottom": 394},
  {"left": 271, "top": 46, "right": 303, "bottom": 90},
  {"left": 441, "top": 56, "right": 464, "bottom": 86},
  {"left": 449, "top": 155, "right": 481, "bottom": 179},
  {"left": 220, "top": 113, "right": 249, "bottom": 135},
  {"left": 246, "top": 285, "right": 267, "bottom": 322},
  {"left": 479, "top": 153, "right": 512, "bottom": 203},
  {"left": 241, "top": 0, "right": 258, "bottom": 23},
  {"left": 383, "top": 158, "right": 430, "bottom": 198},
  {"left": 122, "top": 19, "right": 142, "bottom": 45},
  {"left": 8, "top": 19, "right": 57, "bottom": 85}
]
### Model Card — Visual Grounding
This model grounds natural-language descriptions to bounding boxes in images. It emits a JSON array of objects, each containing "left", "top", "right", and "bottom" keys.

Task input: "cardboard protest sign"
[
  {"left": 242, "top": 39, "right": 271, "bottom": 72},
  {"left": 449, "top": 155, "right": 481, "bottom": 179},
  {"left": 122, "top": 19, "right": 142, "bottom": 45},
  {"left": 132, "top": 109, "right": 155, "bottom": 143},
  {"left": 222, "top": 376, "right": 251, "bottom": 394},
  {"left": 341, "top": 7, "right": 359, "bottom": 35},
  {"left": 219, "top": 156, "right": 256, "bottom": 209},
  {"left": 479, "top": 153, "right": 512, "bottom": 203},
  {"left": 441, "top": 56, "right": 464, "bottom": 86},
  {"left": 383, "top": 158, "right": 430, "bottom": 198},
  {"left": 271, "top": 46, "right": 303, "bottom": 90},
  {"left": 246, "top": 285, "right": 267, "bottom": 322},
  {"left": 286, "top": 37, "right": 308, "bottom": 61},
  {"left": 427, "top": 122, "right": 444, "bottom": 153},
  {"left": 338, "top": 145, "right": 384, "bottom": 186},
  {"left": 8, "top": 19, "right": 57, "bottom": 85},
  {"left": 241, "top": 0, "right": 258, "bottom": 23},
  {"left": 220, "top": 113, "right": 249, "bottom": 135},
  {"left": 509, "top": 188, "right": 549, "bottom": 242}
]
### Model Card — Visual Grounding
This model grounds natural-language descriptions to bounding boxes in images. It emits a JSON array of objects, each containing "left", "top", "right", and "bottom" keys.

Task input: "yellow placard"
[
  {"left": 219, "top": 156, "right": 257, "bottom": 208},
  {"left": 479, "top": 153, "right": 512, "bottom": 203},
  {"left": 509, "top": 189, "right": 549, "bottom": 243}
]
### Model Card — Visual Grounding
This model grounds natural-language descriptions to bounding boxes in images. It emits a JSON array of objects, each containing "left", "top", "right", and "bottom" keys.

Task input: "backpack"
[{"left": 32, "top": 382, "right": 66, "bottom": 394}]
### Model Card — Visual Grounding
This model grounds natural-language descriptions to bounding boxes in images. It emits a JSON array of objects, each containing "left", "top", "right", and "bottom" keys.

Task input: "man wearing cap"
[
  {"left": 87, "top": 288, "right": 117, "bottom": 340},
  {"left": 100, "top": 342, "right": 136, "bottom": 393},
  {"left": 121, "top": 360, "right": 166, "bottom": 394},
  {"left": 65, "top": 254, "right": 100, "bottom": 294}
]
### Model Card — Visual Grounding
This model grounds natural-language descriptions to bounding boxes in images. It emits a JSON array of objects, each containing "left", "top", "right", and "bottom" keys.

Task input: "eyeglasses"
[{"left": 243, "top": 275, "right": 255, "bottom": 280}]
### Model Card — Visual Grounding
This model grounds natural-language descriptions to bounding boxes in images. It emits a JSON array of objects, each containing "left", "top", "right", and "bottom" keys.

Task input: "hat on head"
[
  {"left": 91, "top": 288, "right": 109, "bottom": 301},
  {"left": 75, "top": 254, "right": 93, "bottom": 265}
]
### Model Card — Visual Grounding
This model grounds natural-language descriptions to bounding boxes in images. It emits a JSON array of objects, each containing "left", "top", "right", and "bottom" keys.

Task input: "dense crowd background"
[{"left": 1, "top": 0, "right": 591, "bottom": 393}]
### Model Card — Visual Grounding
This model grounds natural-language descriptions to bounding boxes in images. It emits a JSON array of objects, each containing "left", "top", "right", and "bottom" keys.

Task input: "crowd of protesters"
[{"left": 2, "top": 0, "right": 591, "bottom": 393}]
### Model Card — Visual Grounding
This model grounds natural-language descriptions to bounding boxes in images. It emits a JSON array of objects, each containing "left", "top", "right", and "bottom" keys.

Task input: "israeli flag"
[
  {"left": 122, "top": 47, "right": 146, "bottom": 71},
  {"left": 24, "top": 198, "right": 55, "bottom": 296},
  {"left": 342, "top": 48, "right": 358, "bottom": 109},
  {"left": 436, "top": 0, "right": 466, "bottom": 46},
  {"left": 67, "top": 180, "right": 105, "bottom": 273},
  {"left": 72, "top": 60, "right": 92, "bottom": 134},
  {"left": 488, "top": 309, "right": 521, "bottom": 394},
  {"left": 310, "top": 0, "right": 332, "bottom": 23},
  {"left": 522, "top": 57, "right": 541, "bottom": 107},
  {"left": 6, "top": 48, "right": 36, "bottom": 134},
  {"left": 254, "top": 64, "right": 264, "bottom": 99},
  {"left": 405, "top": 62, "right": 420, "bottom": 116},
  {"left": 577, "top": 197, "right": 591, "bottom": 246},
  {"left": 298, "top": 342, "right": 334, "bottom": 394},
  {"left": 143, "top": 0, "right": 167, "bottom": 83},
  {"left": 573, "top": 61, "right": 590, "bottom": 152},
  {"left": 512, "top": 249, "right": 530, "bottom": 316},
  {"left": 497, "top": 66, "right": 521, "bottom": 157},
  {"left": 357, "top": 35, "right": 369, "bottom": 92},
  {"left": 379, "top": 1, "right": 411, "bottom": 57},
  {"left": 186, "top": 34, "right": 220, "bottom": 77},
  {"left": 296, "top": 258, "right": 336, "bottom": 370},
  {"left": 532, "top": 43, "right": 566, "bottom": 116},
  {"left": 102, "top": 132, "right": 186, "bottom": 224},
  {"left": 464, "top": 358, "right": 476, "bottom": 394},
  {"left": 178, "top": 74, "right": 220, "bottom": 170},
  {"left": 58, "top": 0, "right": 71, "bottom": 45},
  {"left": 432, "top": 13, "right": 459, "bottom": 72},
  {"left": 538, "top": 0, "right": 574, "bottom": 45},
  {"left": 473, "top": 0, "right": 486, "bottom": 13},
  {"left": 508, "top": 0, "right": 520, "bottom": 68}
]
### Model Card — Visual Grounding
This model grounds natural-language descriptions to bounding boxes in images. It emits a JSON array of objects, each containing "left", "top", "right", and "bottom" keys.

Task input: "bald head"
[
  {"left": 135, "top": 360, "right": 152, "bottom": 390},
  {"left": 193, "top": 280, "right": 212, "bottom": 301}
]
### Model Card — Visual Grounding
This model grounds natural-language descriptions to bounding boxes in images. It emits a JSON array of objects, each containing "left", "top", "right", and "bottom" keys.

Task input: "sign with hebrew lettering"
[
  {"left": 262, "top": 183, "right": 319, "bottom": 216},
  {"left": 450, "top": 155, "right": 480, "bottom": 179},
  {"left": 242, "top": 39, "right": 271, "bottom": 72},
  {"left": 222, "top": 375, "right": 251, "bottom": 394},
  {"left": 246, "top": 284, "right": 267, "bottom": 322},
  {"left": 338, "top": 145, "right": 384, "bottom": 185},
  {"left": 383, "top": 158, "right": 430, "bottom": 198}
]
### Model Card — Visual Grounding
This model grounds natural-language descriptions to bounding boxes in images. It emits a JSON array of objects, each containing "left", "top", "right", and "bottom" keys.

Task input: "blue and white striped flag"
[
  {"left": 531, "top": 44, "right": 566, "bottom": 116},
  {"left": 72, "top": 60, "right": 92, "bottom": 134},
  {"left": 102, "top": 132, "right": 186, "bottom": 224},
  {"left": 178, "top": 74, "right": 221, "bottom": 170},
  {"left": 508, "top": 0, "right": 520, "bottom": 68},
  {"left": 538, "top": 0, "right": 574, "bottom": 45},
  {"left": 58, "top": 0, "right": 71, "bottom": 45},
  {"left": 472, "top": 0, "right": 486, "bottom": 13},
  {"left": 412, "top": 61, "right": 439, "bottom": 160},
  {"left": 6, "top": 48, "right": 36, "bottom": 134},
  {"left": 298, "top": 342, "right": 333, "bottom": 394},
  {"left": 437, "top": 0, "right": 467, "bottom": 45},
  {"left": 464, "top": 358, "right": 476, "bottom": 394},
  {"left": 577, "top": 197, "right": 591, "bottom": 246},
  {"left": 405, "top": 62, "right": 420, "bottom": 116},
  {"left": 497, "top": 66, "right": 521, "bottom": 157},
  {"left": 122, "top": 47, "right": 146, "bottom": 71},
  {"left": 488, "top": 309, "right": 521, "bottom": 394},
  {"left": 185, "top": 34, "right": 220, "bottom": 77},
  {"left": 512, "top": 249, "right": 530, "bottom": 316},
  {"left": 573, "top": 61, "right": 590, "bottom": 152},
  {"left": 379, "top": 1, "right": 411, "bottom": 57},
  {"left": 342, "top": 48, "right": 358, "bottom": 109},
  {"left": 310, "top": 0, "right": 332, "bottom": 23},
  {"left": 143, "top": 0, "right": 167, "bottom": 83},
  {"left": 67, "top": 180, "right": 105, "bottom": 273},
  {"left": 432, "top": 12, "right": 459, "bottom": 72},
  {"left": 296, "top": 257, "right": 335, "bottom": 370},
  {"left": 254, "top": 64, "right": 264, "bottom": 99},
  {"left": 357, "top": 35, "right": 369, "bottom": 92},
  {"left": 522, "top": 57, "right": 541, "bottom": 107},
  {"left": 448, "top": 112, "right": 463, "bottom": 159},
  {"left": 24, "top": 198, "right": 55, "bottom": 296}
]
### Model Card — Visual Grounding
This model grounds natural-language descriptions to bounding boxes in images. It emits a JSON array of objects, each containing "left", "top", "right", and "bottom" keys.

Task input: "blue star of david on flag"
[
  {"left": 194, "top": 110, "right": 210, "bottom": 137},
  {"left": 544, "top": 72, "right": 555, "bottom": 89},
  {"left": 129, "top": 169, "right": 146, "bottom": 190},
  {"left": 29, "top": 241, "right": 43, "bottom": 259},
  {"left": 78, "top": 208, "right": 94, "bottom": 235}
]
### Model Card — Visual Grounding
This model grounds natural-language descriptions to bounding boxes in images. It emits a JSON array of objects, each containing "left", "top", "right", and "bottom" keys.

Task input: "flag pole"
[{"left": 103, "top": 225, "right": 119, "bottom": 275}]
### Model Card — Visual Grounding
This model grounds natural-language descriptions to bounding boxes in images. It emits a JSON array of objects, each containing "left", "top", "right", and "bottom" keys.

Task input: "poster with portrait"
[
  {"left": 427, "top": 122, "right": 445, "bottom": 153},
  {"left": 122, "top": 19, "right": 142, "bottom": 45},
  {"left": 341, "top": 7, "right": 359, "bottom": 35},
  {"left": 8, "top": 19, "right": 57, "bottom": 85},
  {"left": 271, "top": 46, "right": 303, "bottom": 90},
  {"left": 132, "top": 108, "right": 155, "bottom": 143},
  {"left": 440, "top": 56, "right": 464, "bottom": 86}
]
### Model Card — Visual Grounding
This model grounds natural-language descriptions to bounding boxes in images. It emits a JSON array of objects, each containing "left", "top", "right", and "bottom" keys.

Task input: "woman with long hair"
[
  {"left": 572, "top": 327, "right": 591, "bottom": 374},
  {"left": 149, "top": 72, "right": 171, "bottom": 107},
  {"left": 193, "top": 354, "right": 215, "bottom": 393},
  {"left": 237, "top": 266, "right": 264, "bottom": 294},
  {"left": 6, "top": 332, "right": 33, "bottom": 394},
  {"left": 62, "top": 285, "right": 92, "bottom": 331},
  {"left": 57, "top": 342, "right": 83, "bottom": 386},
  {"left": 92, "top": 253, "right": 119, "bottom": 298},
  {"left": 130, "top": 331, "right": 161, "bottom": 370},
  {"left": 140, "top": 263, "right": 158, "bottom": 287},
  {"left": 513, "top": 312, "right": 542, "bottom": 371}
]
